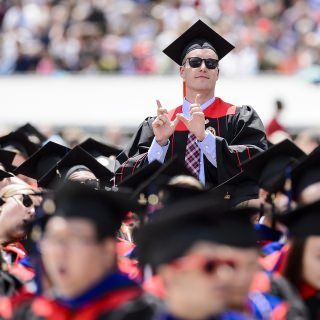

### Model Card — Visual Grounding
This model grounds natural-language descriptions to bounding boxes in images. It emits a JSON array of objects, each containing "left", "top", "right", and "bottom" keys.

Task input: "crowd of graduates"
[
  {"left": 0, "top": 119, "right": 319, "bottom": 319},
  {"left": 1, "top": 0, "right": 320, "bottom": 76}
]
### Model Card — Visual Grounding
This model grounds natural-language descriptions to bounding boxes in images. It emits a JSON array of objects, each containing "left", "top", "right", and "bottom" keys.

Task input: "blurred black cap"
[
  {"left": 52, "top": 181, "right": 137, "bottom": 239},
  {"left": 0, "top": 148, "right": 16, "bottom": 172},
  {"left": 79, "top": 137, "right": 121, "bottom": 172},
  {"left": 136, "top": 195, "right": 258, "bottom": 269},
  {"left": 38, "top": 146, "right": 114, "bottom": 189},
  {"left": 0, "top": 131, "right": 41, "bottom": 157},
  {"left": 213, "top": 171, "right": 259, "bottom": 207},
  {"left": 14, "top": 141, "right": 70, "bottom": 181},
  {"left": 0, "top": 168, "right": 13, "bottom": 181},
  {"left": 291, "top": 149, "right": 320, "bottom": 201},
  {"left": 163, "top": 19, "right": 234, "bottom": 65},
  {"left": 276, "top": 199, "right": 320, "bottom": 237},
  {"left": 241, "top": 139, "right": 305, "bottom": 193},
  {"left": 15, "top": 123, "right": 47, "bottom": 145}
]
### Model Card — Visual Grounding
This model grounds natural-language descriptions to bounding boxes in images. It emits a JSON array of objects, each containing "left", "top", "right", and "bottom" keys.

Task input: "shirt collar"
[{"left": 182, "top": 96, "right": 215, "bottom": 118}]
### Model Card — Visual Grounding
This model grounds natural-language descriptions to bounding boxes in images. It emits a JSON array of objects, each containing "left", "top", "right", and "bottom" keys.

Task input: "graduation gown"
[
  {"left": 12, "top": 272, "right": 157, "bottom": 320},
  {"left": 116, "top": 97, "right": 267, "bottom": 189}
]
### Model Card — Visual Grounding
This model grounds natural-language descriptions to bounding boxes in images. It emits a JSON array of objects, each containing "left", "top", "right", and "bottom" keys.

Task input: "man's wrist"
[
  {"left": 196, "top": 131, "right": 208, "bottom": 142},
  {"left": 156, "top": 138, "right": 169, "bottom": 146}
]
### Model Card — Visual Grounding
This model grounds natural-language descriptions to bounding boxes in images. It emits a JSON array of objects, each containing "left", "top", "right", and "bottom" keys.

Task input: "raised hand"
[
  {"left": 152, "top": 100, "right": 179, "bottom": 146},
  {"left": 176, "top": 94, "right": 206, "bottom": 141}
]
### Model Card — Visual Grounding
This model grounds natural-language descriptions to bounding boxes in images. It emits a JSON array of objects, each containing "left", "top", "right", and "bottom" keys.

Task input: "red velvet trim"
[
  {"left": 32, "top": 288, "right": 142, "bottom": 320},
  {"left": 120, "top": 158, "right": 130, "bottom": 183},
  {"left": 234, "top": 150, "right": 242, "bottom": 171},
  {"left": 247, "top": 147, "right": 251, "bottom": 160},
  {"left": 168, "top": 98, "right": 236, "bottom": 132}
]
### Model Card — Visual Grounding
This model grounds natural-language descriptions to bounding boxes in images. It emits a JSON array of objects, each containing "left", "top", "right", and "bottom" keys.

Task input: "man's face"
[
  {"left": 0, "top": 193, "right": 36, "bottom": 243},
  {"left": 159, "top": 241, "right": 236, "bottom": 318},
  {"left": 302, "top": 236, "right": 320, "bottom": 290},
  {"left": 40, "top": 216, "right": 116, "bottom": 298},
  {"left": 180, "top": 48, "right": 219, "bottom": 93},
  {"left": 222, "top": 247, "right": 259, "bottom": 309}
]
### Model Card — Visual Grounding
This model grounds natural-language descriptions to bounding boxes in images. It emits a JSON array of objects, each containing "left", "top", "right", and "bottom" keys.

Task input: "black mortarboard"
[
  {"left": 0, "top": 148, "right": 16, "bottom": 172},
  {"left": 13, "top": 141, "right": 70, "bottom": 181},
  {"left": 163, "top": 19, "right": 235, "bottom": 65},
  {"left": 276, "top": 200, "right": 320, "bottom": 238},
  {"left": 137, "top": 195, "right": 258, "bottom": 269},
  {"left": 79, "top": 137, "right": 121, "bottom": 157},
  {"left": 119, "top": 157, "right": 194, "bottom": 205},
  {"left": 0, "top": 131, "right": 40, "bottom": 157},
  {"left": 15, "top": 123, "right": 47, "bottom": 145},
  {"left": 52, "top": 181, "right": 137, "bottom": 239},
  {"left": 78, "top": 138, "right": 121, "bottom": 172},
  {"left": 159, "top": 183, "right": 205, "bottom": 206},
  {"left": 291, "top": 150, "right": 320, "bottom": 201},
  {"left": 213, "top": 171, "right": 259, "bottom": 207},
  {"left": 241, "top": 139, "right": 305, "bottom": 193},
  {"left": 38, "top": 146, "right": 114, "bottom": 189},
  {"left": 0, "top": 168, "right": 13, "bottom": 181}
]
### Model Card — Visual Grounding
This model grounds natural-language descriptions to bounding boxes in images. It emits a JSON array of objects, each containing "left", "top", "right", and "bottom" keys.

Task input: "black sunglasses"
[
  {"left": 184, "top": 57, "right": 219, "bottom": 69},
  {"left": 172, "top": 255, "right": 236, "bottom": 275},
  {"left": 21, "top": 194, "right": 34, "bottom": 208},
  {"left": 79, "top": 178, "right": 100, "bottom": 190}
]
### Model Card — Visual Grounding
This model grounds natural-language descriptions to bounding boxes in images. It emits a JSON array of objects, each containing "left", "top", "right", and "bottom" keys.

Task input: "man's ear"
[{"left": 179, "top": 65, "right": 185, "bottom": 79}]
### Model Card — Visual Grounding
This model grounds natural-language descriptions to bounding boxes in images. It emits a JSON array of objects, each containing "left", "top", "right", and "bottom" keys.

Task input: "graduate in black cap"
[
  {"left": 137, "top": 196, "right": 285, "bottom": 319},
  {"left": 269, "top": 200, "right": 320, "bottom": 319},
  {"left": 13, "top": 182, "right": 156, "bottom": 320},
  {"left": 13, "top": 141, "right": 70, "bottom": 184},
  {"left": 290, "top": 146, "right": 320, "bottom": 205},
  {"left": 239, "top": 139, "right": 305, "bottom": 254},
  {"left": 117, "top": 19, "right": 267, "bottom": 193},
  {"left": 37, "top": 146, "right": 114, "bottom": 190}
]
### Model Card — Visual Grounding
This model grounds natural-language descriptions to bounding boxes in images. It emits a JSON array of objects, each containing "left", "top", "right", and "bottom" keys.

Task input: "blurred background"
[{"left": 0, "top": 0, "right": 320, "bottom": 149}]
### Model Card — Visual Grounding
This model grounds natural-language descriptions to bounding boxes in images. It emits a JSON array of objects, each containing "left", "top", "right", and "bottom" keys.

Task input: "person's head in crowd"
[
  {"left": 242, "top": 139, "right": 305, "bottom": 214},
  {"left": 13, "top": 141, "right": 70, "bottom": 185},
  {"left": 278, "top": 200, "right": 320, "bottom": 318},
  {"left": 294, "top": 128, "right": 320, "bottom": 155},
  {"left": 137, "top": 196, "right": 258, "bottom": 319},
  {"left": 291, "top": 147, "right": 320, "bottom": 205},
  {"left": 39, "top": 182, "right": 133, "bottom": 298},
  {"left": 163, "top": 19, "right": 234, "bottom": 103},
  {"left": 0, "top": 182, "right": 39, "bottom": 245},
  {"left": 38, "top": 146, "right": 113, "bottom": 190}
]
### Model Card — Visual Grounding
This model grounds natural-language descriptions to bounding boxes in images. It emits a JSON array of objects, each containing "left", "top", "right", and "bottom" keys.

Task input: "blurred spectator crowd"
[{"left": 0, "top": 0, "right": 319, "bottom": 76}]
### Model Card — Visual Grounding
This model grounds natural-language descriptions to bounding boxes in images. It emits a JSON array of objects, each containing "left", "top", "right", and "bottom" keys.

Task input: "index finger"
[
  {"left": 194, "top": 94, "right": 200, "bottom": 105},
  {"left": 156, "top": 99, "right": 168, "bottom": 116}
]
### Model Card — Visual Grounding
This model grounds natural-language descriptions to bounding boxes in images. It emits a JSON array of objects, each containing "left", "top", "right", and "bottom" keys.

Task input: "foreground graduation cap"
[
  {"left": 14, "top": 141, "right": 70, "bottom": 181},
  {"left": 0, "top": 148, "right": 16, "bottom": 172},
  {"left": 241, "top": 139, "right": 305, "bottom": 193},
  {"left": 163, "top": 19, "right": 235, "bottom": 65},
  {"left": 290, "top": 147, "right": 320, "bottom": 201},
  {"left": 38, "top": 146, "right": 114, "bottom": 189},
  {"left": 136, "top": 194, "right": 258, "bottom": 269},
  {"left": 52, "top": 181, "right": 138, "bottom": 238},
  {"left": 0, "top": 131, "right": 40, "bottom": 157},
  {"left": 276, "top": 199, "right": 320, "bottom": 237}
]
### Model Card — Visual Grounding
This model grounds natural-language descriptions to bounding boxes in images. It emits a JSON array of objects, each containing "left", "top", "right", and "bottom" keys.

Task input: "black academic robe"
[{"left": 116, "top": 97, "right": 267, "bottom": 190}]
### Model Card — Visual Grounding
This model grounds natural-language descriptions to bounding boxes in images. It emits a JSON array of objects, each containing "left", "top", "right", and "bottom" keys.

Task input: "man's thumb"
[{"left": 176, "top": 113, "right": 188, "bottom": 125}]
